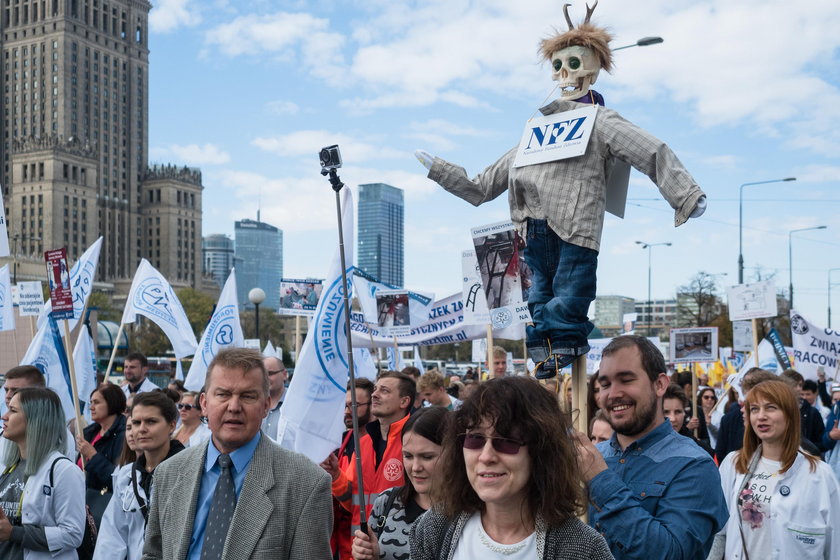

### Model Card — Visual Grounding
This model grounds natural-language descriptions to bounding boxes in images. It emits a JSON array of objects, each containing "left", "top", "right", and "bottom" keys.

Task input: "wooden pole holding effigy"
[
  {"left": 485, "top": 325, "right": 494, "bottom": 378},
  {"left": 572, "top": 354, "right": 588, "bottom": 434}
]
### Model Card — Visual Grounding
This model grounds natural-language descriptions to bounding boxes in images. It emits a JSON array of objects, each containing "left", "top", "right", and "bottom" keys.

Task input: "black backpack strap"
[
  {"left": 49, "top": 456, "right": 74, "bottom": 487},
  {"left": 373, "top": 486, "right": 401, "bottom": 538}
]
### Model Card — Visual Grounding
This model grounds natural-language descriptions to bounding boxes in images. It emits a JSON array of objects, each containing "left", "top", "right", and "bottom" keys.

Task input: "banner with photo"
[
  {"left": 352, "top": 269, "right": 433, "bottom": 327},
  {"left": 278, "top": 278, "right": 323, "bottom": 316},
  {"left": 351, "top": 292, "right": 525, "bottom": 347},
  {"left": 470, "top": 221, "right": 531, "bottom": 329},
  {"left": 462, "top": 250, "right": 490, "bottom": 325},
  {"left": 375, "top": 289, "right": 412, "bottom": 336},
  {"left": 669, "top": 327, "right": 719, "bottom": 363},
  {"left": 622, "top": 313, "right": 637, "bottom": 335},
  {"left": 790, "top": 310, "right": 840, "bottom": 381}
]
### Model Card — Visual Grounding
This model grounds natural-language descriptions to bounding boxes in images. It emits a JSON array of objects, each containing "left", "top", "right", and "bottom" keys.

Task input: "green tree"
[
  {"left": 86, "top": 290, "right": 120, "bottom": 322},
  {"left": 176, "top": 288, "right": 216, "bottom": 335}
]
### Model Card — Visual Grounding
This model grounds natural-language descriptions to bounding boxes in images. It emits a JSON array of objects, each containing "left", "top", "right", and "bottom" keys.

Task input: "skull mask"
[{"left": 551, "top": 45, "right": 601, "bottom": 100}]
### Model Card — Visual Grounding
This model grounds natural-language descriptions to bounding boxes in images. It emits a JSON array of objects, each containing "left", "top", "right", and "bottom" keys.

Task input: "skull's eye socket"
[
  {"left": 552, "top": 59, "right": 562, "bottom": 71},
  {"left": 568, "top": 57, "right": 581, "bottom": 70}
]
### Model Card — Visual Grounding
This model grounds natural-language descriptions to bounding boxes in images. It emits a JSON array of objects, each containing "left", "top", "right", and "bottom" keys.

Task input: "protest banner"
[
  {"left": 790, "top": 310, "right": 840, "bottom": 381},
  {"left": 622, "top": 312, "right": 637, "bottom": 335},
  {"left": 38, "top": 237, "right": 102, "bottom": 331},
  {"left": 470, "top": 221, "right": 531, "bottom": 329},
  {"left": 727, "top": 280, "right": 777, "bottom": 366},
  {"left": 462, "top": 249, "right": 490, "bottom": 325},
  {"left": 375, "top": 289, "right": 411, "bottom": 336},
  {"left": 278, "top": 278, "right": 323, "bottom": 316},
  {"left": 732, "top": 320, "right": 752, "bottom": 352},
  {"left": 353, "top": 269, "right": 433, "bottom": 327},
  {"left": 669, "top": 327, "right": 719, "bottom": 363},
  {"left": 44, "top": 247, "right": 73, "bottom": 320},
  {"left": 17, "top": 281, "right": 44, "bottom": 316}
]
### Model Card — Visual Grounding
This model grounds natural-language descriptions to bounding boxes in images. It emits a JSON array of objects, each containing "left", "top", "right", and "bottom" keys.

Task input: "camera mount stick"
[{"left": 328, "top": 169, "right": 369, "bottom": 534}]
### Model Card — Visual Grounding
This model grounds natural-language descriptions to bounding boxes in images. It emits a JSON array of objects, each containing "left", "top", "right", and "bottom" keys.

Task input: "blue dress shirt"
[
  {"left": 186, "top": 432, "right": 262, "bottom": 560},
  {"left": 589, "top": 420, "right": 728, "bottom": 560}
]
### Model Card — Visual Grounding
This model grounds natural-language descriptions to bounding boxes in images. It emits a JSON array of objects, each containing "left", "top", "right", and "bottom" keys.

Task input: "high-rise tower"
[{"left": 357, "top": 182, "right": 403, "bottom": 287}]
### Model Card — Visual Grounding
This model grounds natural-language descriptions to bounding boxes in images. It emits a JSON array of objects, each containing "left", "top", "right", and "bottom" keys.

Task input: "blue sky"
[{"left": 146, "top": 0, "right": 840, "bottom": 329}]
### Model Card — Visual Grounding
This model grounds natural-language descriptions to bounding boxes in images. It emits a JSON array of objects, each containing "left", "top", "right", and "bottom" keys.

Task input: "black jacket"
[{"left": 81, "top": 414, "right": 126, "bottom": 492}]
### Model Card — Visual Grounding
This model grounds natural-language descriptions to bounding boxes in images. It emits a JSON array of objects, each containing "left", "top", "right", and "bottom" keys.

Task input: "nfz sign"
[{"left": 513, "top": 105, "right": 597, "bottom": 168}]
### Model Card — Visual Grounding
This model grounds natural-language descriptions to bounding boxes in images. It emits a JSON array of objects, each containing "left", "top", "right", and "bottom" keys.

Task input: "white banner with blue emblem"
[
  {"left": 0, "top": 264, "right": 13, "bottom": 332},
  {"left": 184, "top": 270, "right": 244, "bottom": 391},
  {"left": 276, "top": 189, "right": 354, "bottom": 462},
  {"left": 21, "top": 316, "right": 76, "bottom": 422},
  {"left": 122, "top": 258, "right": 198, "bottom": 359},
  {"left": 37, "top": 236, "right": 103, "bottom": 332}
]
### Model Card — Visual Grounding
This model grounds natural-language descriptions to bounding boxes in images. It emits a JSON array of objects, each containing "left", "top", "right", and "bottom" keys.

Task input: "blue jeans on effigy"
[{"left": 524, "top": 218, "right": 597, "bottom": 352}]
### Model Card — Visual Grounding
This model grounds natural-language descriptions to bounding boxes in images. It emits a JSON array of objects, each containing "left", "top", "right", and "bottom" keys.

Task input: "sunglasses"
[
  {"left": 177, "top": 403, "right": 197, "bottom": 411},
  {"left": 461, "top": 433, "right": 525, "bottom": 455}
]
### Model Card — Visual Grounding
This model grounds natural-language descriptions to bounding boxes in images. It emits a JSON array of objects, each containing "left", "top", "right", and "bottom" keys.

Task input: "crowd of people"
[{"left": 1, "top": 336, "right": 840, "bottom": 559}]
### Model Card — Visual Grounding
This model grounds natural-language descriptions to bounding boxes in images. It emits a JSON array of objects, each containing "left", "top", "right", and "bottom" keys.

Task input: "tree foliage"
[{"left": 676, "top": 272, "right": 725, "bottom": 327}]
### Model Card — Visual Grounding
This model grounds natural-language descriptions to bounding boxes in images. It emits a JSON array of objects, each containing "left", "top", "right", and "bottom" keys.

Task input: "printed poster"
[
  {"left": 278, "top": 278, "right": 323, "bottom": 317},
  {"left": 669, "top": 327, "right": 719, "bottom": 363},
  {"left": 375, "top": 289, "right": 411, "bottom": 336},
  {"left": 44, "top": 247, "right": 73, "bottom": 319}
]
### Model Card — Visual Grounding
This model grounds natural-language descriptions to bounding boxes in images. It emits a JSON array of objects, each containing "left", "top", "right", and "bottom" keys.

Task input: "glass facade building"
[
  {"left": 202, "top": 234, "right": 235, "bottom": 288},
  {"left": 357, "top": 183, "right": 404, "bottom": 287},
  {"left": 235, "top": 219, "right": 283, "bottom": 309}
]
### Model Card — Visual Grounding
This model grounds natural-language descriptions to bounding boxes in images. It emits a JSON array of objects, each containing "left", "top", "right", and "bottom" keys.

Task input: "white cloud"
[
  {"left": 150, "top": 143, "right": 231, "bottom": 165},
  {"left": 251, "top": 130, "right": 405, "bottom": 162},
  {"left": 265, "top": 100, "right": 300, "bottom": 115},
  {"left": 149, "top": 0, "right": 201, "bottom": 33},
  {"left": 797, "top": 165, "right": 840, "bottom": 183}
]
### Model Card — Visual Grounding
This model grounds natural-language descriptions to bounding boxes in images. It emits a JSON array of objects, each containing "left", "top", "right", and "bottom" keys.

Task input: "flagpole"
[
  {"left": 485, "top": 325, "right": 494, "bottom": 378},
  {"left": 324, "top": 163, "right": 369, "bottom": 535},
  {"left": 751, "top": 318, "right": 759, "bottom": 368},
  {"left": 12, "top": 328, "right": 19, "bottom": 363},
  {"left": 369, "top": 332, "right": 381, "bottom": 376},
  {"left": 691, "top": 362, "right": 699, "bottom": 439},
  {"left": 392, "top": 336, "right": 400, "bottom": 369},
  {"left": 62, "top": 319, "right": 86, "bottom": 464},
  {"left": 103, "top": 322, "right": 125, "bottom": 384},
  {"left": 29, "top": 316, "right": 35, "bottom": 338}
]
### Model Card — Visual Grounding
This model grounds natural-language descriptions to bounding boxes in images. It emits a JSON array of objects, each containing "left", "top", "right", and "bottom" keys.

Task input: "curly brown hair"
[{"left": 432, "top": 376, "right": 583, "bottom": 525}]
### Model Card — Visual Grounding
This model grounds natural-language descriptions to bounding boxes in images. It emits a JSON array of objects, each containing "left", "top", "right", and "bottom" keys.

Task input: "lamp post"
[
  {"left": 788, "top": 226, "right": 827, "bottom": 310},
  {"left": 636, "top": 241, "right": 671, "bottom": 336},
  {"left": 739, "top": 177, "right": 796, "bottom": 284},
  {"left": 828, "top": 268, "right": 840, "bottom": 328},
  {"left": 613, "top": 36, "right": 664, "bottom": 51},
  {"left": 248, "top": 287, "right": 266, "bottom": 343}
]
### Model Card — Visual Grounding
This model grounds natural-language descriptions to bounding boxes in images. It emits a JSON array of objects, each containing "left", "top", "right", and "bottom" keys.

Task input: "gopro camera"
[{"left": 319, "top": 145, "right": 342, "bottom": 175}]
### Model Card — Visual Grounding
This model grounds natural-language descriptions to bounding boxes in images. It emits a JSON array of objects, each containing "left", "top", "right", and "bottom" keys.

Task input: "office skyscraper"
[
  {"left": 357, "top": 183, "right": 403, "bottom": 287},
  {"left": 202, "top": 233, "right": 234, "bottom": 288},
  {"left": 0, "top": 1, "right": 203, "bottom": 293},
  {"left": 235, "top": 217, "right": 283, "bottom": 309}
]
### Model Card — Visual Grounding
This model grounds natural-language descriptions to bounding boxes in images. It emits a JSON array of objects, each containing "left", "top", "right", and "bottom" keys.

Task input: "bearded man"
[{"left": 574, "top": 335, "right": 726, "bottom": 560}]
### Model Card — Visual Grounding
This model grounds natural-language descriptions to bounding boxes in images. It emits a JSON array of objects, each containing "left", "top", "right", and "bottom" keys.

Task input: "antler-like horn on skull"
[
  {"left": 563, "top": 3, "right": 574, "bottom": 30},
  {"left": 584, "top": 0, "right": 598, "bottom": 24}
]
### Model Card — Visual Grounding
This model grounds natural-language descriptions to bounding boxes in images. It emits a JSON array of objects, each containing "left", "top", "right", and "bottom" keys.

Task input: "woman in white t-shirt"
[
  {"left": 410, "top": 377, "right": 612, "bottom": 559},
  {"left": 717, "top": 379, "right": 840, "bottom": 560}
]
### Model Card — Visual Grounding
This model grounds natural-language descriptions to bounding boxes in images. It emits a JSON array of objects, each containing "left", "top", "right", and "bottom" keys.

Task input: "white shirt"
[
  {"left": 93, "top": 463, "right": 147, "bottom": 560},
  {"left": 739, "top": 457, "right": 781, "bottom": 558},
  {"left": 121, "top": 377, "right": 158, "bottom": 398},
  {"left": 452, "top": 513, "right": 537, "bottom": 560}
]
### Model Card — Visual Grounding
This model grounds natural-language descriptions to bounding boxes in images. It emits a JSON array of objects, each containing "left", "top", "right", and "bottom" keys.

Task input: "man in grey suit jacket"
[{"left": 142, "top": 348, "right": 332, "bottom": 560}]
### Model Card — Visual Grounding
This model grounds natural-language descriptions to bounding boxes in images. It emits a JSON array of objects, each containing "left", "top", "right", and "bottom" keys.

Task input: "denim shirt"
[{"left": 589, "top": 420, "right": 728, "bottom": 560}]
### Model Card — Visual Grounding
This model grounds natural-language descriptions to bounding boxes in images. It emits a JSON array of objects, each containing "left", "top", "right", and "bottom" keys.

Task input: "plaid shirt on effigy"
[{"left": 428, "top": 99, "right": 705, "bottom": 252}]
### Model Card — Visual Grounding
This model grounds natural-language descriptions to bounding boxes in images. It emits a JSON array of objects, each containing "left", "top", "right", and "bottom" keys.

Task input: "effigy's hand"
[
  {"left": 414, "top": 149, "right": 434, "bottom": 170},
  {"left": 689, "top": 195, "right": 707, "bottom": 218}
]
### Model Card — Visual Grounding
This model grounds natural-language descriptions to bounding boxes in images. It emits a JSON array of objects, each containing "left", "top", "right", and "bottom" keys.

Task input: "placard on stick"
[
  {"left": 44, "top": 248, "right": 73, "bottom": 319},
  {"left": 726, "top": 281, "right": 777, "bottom": 321},
  {"left": 669, "top": 327, "right": 719, "bottom": 363}
]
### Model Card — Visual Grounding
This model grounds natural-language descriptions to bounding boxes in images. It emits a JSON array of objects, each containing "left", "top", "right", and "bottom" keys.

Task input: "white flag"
[
  {"left": 21, "top": 316, "right": 76, "bottom": 422},
  {"left": 264, "top": 339, "right": 278, "bottom": 359},
  {"left": 175, "top": 360, "right": 184, "bottom": 381},
  {"left": 38, "top": 237, "right": 103, "bottom": 331},
  {"left": 386, "top": 346, "right": 405, "bottom": 371},
  {"left": 352, "top": 271, "right": 433, "bottom": 326},
  {"left": 353, "top": 348, "right": 378, "bottom": 381},
  {"left": 413, "top": 346, "right": 424, "bottom": 372},
  {"left": 0, "top": 265, "right": 13, "bottom": 332},
  {"left": 73, "top": 327, "right": 98, "bottom": 404},
  {"left": 122, "top": 259, "right": 197, "bottom": 358},
  {"left": 0, "top": 193, "right": 9, "bottom": 257},
  {"left": 276, "top": 189, "right": 354, "bottom": 462},
  {"left": 185, "top": 270, "right": 243, "bottom": 391}
]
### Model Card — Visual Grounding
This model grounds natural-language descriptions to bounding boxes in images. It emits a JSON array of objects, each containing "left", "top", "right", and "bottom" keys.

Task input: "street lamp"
[
  {"left": 739, "top": 177, "right": 796, "bottom": 283},
  {"left": 828, "top": 268, "right": 840, "bottom": 328},
  {"left": 788, "top": 226, "right": 827, "bottom": 310},
  {"left": 248, "top": 287, "right": 266, "bottom": 343},
  {"left": 636, "top": 241, "right": 672, "bottom": 336},
  {"left": 11, "top": 233, "right": 41, "bottom": 283},
  {"left": 613, "top": 36, "right": 664, "bottom": 51}
]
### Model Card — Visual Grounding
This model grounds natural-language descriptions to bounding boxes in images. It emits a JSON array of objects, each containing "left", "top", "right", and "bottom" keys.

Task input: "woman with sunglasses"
[
  {"left": 172, "top": 392, "right": 211, "bottom": 448},
  {"left": 411, "top": 376, "right": 612, "bottom": 559},
  {"left": 695, "top": 387, "right": 718, "bottom": 448},
  {"left": 715, "top": 379, "right": 840, "bottom": 559},
  {"left": 0, "top": 388, "right": 86, "bottom": 560},
  {"left": 93, "top": 391, "right": 184, "bottom": 560},
  {"left": 352, "top": 406, "right": 449, "bottom": 560}
]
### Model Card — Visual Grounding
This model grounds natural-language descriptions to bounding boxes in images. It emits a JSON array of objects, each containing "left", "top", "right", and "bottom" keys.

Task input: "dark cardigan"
[{"left": 81, "top": 413, "right": 126, "bottom": 492}]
